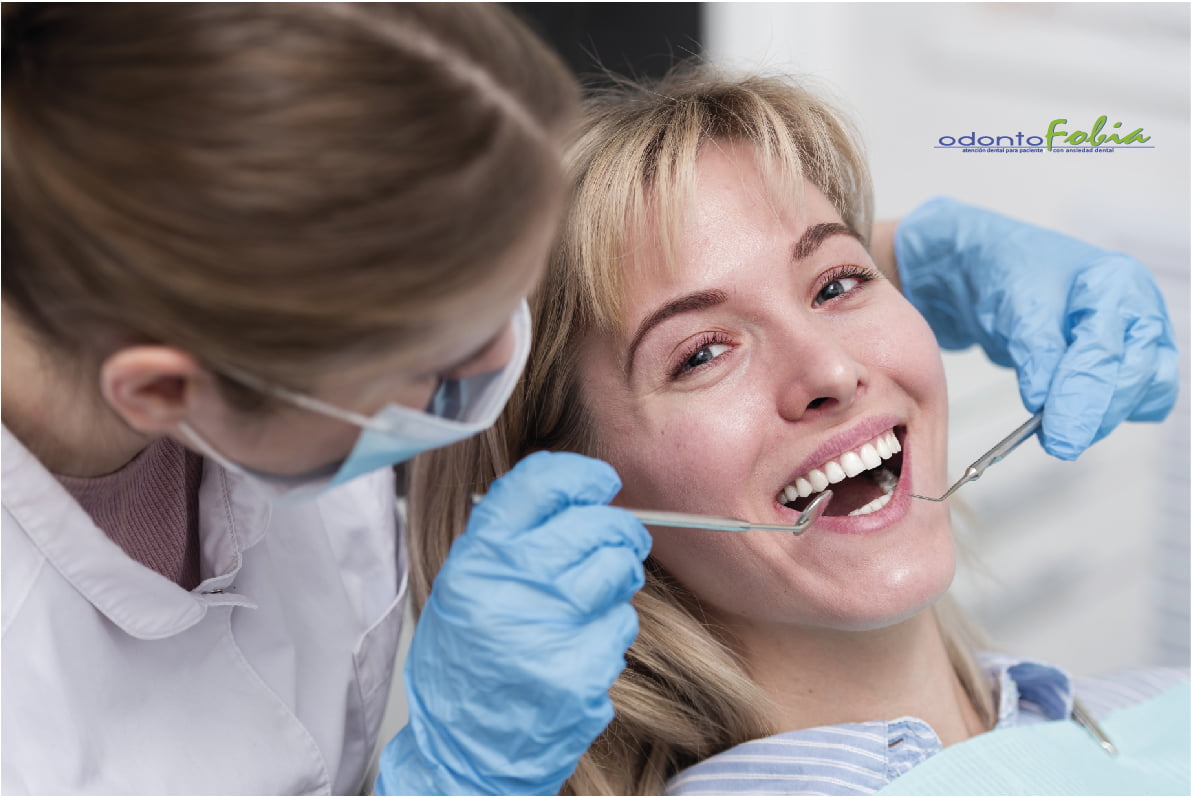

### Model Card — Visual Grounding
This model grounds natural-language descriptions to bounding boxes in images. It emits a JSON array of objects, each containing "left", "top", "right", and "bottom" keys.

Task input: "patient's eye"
[
  {"left": 813, "top": 265, "right": 879, "bottom": 307},
  {"left": 816, "top": 277, "right": 859, "bottom": 303},
  {"left": 672, "top": 332, "right": 732, "bottom": 378},
  {"left": 685, "top": 342, "right": 728, "bottom": 370}
]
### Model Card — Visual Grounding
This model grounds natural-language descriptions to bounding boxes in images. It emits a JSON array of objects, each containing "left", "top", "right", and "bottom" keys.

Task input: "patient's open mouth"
[{"left": 778, "top": 428, "right": 904, "bottom": 517}]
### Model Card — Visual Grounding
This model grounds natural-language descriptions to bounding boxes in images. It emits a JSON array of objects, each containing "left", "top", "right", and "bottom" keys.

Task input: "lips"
[
  {"left": 772, "top": 415, "right": 916, "bottom": 533},
  {"left": 777, "top": 428, "right": 901, "bottom": 515}
]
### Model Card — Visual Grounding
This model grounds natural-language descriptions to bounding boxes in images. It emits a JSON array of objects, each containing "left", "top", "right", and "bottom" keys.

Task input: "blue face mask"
[{"left": 179, "top": 301, "right": 531, "bottom": 503}]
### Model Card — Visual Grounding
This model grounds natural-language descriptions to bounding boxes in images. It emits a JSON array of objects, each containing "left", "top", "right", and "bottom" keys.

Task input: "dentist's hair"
[
  {"left": 409, "top": 65, "right": 993, "bottom": 795},
  {"left": 2, "top": 2, "right": 575, "bottom": 406}
]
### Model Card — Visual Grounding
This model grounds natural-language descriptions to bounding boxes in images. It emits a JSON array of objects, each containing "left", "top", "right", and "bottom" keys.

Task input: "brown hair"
[
  {"left": 2, "top": 2, "right": 577, "bottom": 402},
  {"left": 409, "top": 65, "right": 994, "bottom": 794}
]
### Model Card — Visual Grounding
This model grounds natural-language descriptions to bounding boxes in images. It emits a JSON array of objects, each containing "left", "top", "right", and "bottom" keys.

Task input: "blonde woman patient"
[{"left": 408, "top": 67, "right": 1187, "bottom": 795}]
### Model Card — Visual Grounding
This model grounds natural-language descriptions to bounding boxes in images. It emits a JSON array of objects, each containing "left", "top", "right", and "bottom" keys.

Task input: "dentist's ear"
[{"left": 99, "top": 346, "right": 212, "bottom": 434}]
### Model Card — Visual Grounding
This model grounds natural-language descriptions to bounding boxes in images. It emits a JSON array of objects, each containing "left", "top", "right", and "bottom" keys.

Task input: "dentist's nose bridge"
[
  {"left": 441, "top": 318, "right": 517, "bottom": 381},
  {"left": 768, "top": 315, "right": 864, "bottom": 420}
]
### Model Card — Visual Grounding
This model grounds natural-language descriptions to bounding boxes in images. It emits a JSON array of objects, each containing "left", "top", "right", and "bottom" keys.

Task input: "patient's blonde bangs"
[{"left": 559, "top": 69, "right": 873, "bottom": 338}]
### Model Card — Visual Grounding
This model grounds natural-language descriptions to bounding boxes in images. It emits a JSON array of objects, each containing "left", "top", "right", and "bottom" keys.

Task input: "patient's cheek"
[
  {"left": 642, "top": 406, "right": 760, "bottom": 513},
  {"left": 881, "top": 299, "right": 948, "bottom": 395}
]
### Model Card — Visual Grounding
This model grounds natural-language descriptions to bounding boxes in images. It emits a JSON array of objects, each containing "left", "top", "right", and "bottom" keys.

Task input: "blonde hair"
[
  {"left": 2, "top": 2, "right": 576, "bottom": 406},
  {"left": 409, "top": 65, "right": 994, "bottom": 795}
]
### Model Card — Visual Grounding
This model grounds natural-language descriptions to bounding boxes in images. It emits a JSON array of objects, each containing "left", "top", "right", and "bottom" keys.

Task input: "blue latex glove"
[
  {"left": 896, "top": 197, "right": 1179, "bottom": 460},
  {"left": 374, "top": 451, "right": 650, "bottom": 795}
]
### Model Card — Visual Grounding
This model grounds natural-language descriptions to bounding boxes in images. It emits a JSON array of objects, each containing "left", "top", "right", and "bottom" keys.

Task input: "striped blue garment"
[{"left": 664, "top": 654, "right": 1188, "bottom": 796}]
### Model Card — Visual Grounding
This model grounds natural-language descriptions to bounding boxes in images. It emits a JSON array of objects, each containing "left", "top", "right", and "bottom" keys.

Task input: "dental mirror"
[
  {"left": 624, "top": 489, "right": 833, "bottom": 535},
  {"left": 471, "top": 489, "right": 834, "bottom": 536}
]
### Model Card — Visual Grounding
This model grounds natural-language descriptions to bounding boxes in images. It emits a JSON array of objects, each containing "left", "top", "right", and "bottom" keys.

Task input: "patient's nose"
[{"left": 774, "top": 330, "right": 863, "bottom": 422}]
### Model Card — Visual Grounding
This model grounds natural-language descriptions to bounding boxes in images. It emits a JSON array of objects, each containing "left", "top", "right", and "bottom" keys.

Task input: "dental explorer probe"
[
  {"left": 910, "top": 412, "right": 1043, "bottom": 502},
  {"left": 468, "top": 489, "right": 833, "bottom": 536}
]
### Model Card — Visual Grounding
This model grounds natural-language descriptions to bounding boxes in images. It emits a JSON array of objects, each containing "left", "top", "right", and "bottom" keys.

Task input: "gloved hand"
[
  {"left": 374, "top": 451, "right": 650, "bottom": 795},
  {"left": 896, "top": 197, "right": 1179, "bottom": 460}
]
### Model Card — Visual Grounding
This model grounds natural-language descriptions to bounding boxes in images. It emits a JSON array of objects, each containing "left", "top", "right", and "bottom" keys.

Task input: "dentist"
[{"left": 1, "top": 4, "right": 1177, "bottom": 795}]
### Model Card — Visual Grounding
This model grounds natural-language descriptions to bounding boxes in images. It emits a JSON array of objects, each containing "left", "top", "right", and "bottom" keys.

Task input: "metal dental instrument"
[
  {"left": 1071, "top": 697, "right": 1119, "bottom": 757},
  {"left": 910, "top": 412, "right": 1043, "bottom": 502},
  {"left": 469, "top": 489, "right": 833, "bottom": 536},
  {"left": 624, "top": 489, "right": 833, "bottom": 535}
]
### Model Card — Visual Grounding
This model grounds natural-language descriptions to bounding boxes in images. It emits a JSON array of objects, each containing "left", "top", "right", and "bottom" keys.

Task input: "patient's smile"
[{"left": 778, "top": 427, "right": 903, "bottom": 517}]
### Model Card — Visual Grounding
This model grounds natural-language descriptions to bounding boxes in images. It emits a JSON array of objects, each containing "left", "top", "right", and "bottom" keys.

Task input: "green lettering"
[
  {"left": 1121, "top": 128, "right": 1151, "bottom": 144},
  {"left": 1090, "top": 115, "right": 1108, "bottom": 146},
  {"left": 1046, "top": 119, "right": 1068, "bottom": 152},
  {"left": 1067, "top": 131, "right": 1088, "bottom": 145}
]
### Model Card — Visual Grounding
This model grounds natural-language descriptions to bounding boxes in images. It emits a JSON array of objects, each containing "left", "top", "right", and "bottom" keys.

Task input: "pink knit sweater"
[{"left": 56, "top": 437, "right": 204, "bottom": 590}]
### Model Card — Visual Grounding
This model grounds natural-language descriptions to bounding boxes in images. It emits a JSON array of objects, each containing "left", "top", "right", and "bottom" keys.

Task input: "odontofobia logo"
[{"left": 935, "top": 116, "right": 1152, "bottom": 154}]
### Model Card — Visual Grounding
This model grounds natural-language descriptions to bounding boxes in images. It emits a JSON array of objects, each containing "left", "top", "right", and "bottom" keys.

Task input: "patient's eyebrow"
[
  {"left": 622, "top": 224, "right": 860, "bottom": 375},
  {"left": 626, "top": 288, "right": 728, "bottom": 375},
  {"left": 793, "top": 222, "right": 864, "bottom": 261}
]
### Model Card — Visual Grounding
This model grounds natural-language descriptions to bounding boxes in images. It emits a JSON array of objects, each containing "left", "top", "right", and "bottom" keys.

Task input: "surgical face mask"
[{"left": 179, "top": 300, "right": 532, "bottom": 503}]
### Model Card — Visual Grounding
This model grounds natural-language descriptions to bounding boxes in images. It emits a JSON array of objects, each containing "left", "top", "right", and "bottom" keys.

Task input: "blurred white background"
[
  {"left": 371, "top": 2, "right": 1190, "bottom": 778},
  {"left": 705, "top": 1, "right": 1190, "bottom": 676}
]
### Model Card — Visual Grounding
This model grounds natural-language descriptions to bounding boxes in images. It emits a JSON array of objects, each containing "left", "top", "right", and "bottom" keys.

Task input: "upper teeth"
[{"left": 779, "top": 430, "right": 902, "bottom": 503}]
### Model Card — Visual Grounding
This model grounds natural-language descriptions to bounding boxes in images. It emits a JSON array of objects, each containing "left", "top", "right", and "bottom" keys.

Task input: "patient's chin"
[{"left": 824, "top": 563, "right": 956, "bottom": 633}]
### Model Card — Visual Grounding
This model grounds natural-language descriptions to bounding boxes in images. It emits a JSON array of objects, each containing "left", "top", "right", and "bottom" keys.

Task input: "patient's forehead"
[
  {"left": 613, "top": 156, "right": 839, "bottom": 311},
  {"left": 586, "top": 139, "right": 857, "bottom": 348}
]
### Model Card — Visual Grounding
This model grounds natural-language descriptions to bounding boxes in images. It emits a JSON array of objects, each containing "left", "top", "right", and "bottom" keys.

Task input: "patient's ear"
[{"left": 99, "top": 346, "right": 213, "bottom": 434}]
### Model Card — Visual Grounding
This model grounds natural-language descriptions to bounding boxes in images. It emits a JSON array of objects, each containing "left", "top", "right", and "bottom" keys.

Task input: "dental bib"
[{"left": 877, "top": 682, "right": 1189, "bottom": 795}]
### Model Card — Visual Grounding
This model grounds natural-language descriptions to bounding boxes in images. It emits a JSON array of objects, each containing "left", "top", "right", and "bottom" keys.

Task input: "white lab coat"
[{"left": 0, "top": 426, "right": 407, "bottom": 795}]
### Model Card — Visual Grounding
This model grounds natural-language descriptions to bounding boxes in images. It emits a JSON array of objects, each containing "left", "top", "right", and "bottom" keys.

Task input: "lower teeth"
[
  {"left": 848, "top": 467, "right": 899, "bottom": 516},
  {"left": 848, "top": 491, "right": 893, "bottom": 516}
]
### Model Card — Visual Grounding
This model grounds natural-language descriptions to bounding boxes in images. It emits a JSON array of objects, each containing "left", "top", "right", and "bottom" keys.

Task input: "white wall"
[{"left": 705, "top": 1, "right": 1190, "bottom": 675}]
